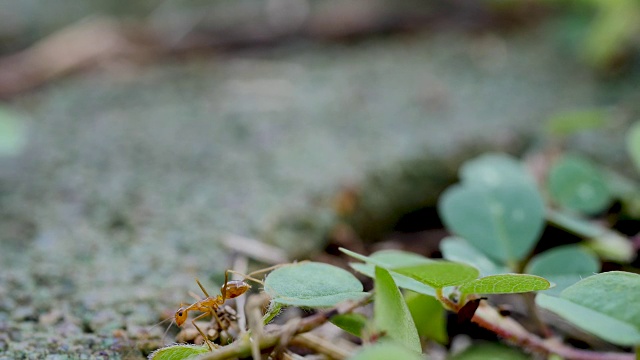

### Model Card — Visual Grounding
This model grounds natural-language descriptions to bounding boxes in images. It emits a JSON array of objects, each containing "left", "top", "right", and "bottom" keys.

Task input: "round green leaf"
[
  {"left": 348, "top": 342, "right": 423, "bottom": 360},
  {"left": 0, "top": 107, "right": 28, "bottom": 156},
  {"left": 342, "top": 248, "right": 436, "bottom": 297},
  {"left": 148, "top": 344, "right": 209, "bottom": 360},
  {"left": 526, "top": 245, "right": 599, "bottom": 295},
  {"left": 547, "top": 155, "right": 612, "bottom": 214},
  {"left": 460, "top": 153, "right": 535, "bottom": 188},
  {"left": 394, "top": 261, "right": 479, "bottom": 289},
  {"left": 264, "top": 262, "right": 367, "bottom": 307},
  {"left": 438, "top": 182, "right": 545, "bottom": 265},
  {"left": 440, "top": 237, "right": 508, "bottom": 277},
  {"left": 627, "top": 121, "right": 640, "bottom": 173},
  {"left": 458, "top": 274, "right": 550, "bottom": 297},
  {"left": 374, "top": 267, "right": 421, "bottom": 353},
  {"left": 536, "top": 271, "right": 640, "bottom": 346}
]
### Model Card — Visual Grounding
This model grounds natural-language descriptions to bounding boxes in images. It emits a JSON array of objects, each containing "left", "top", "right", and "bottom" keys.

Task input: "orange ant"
[{"left": 174, "top": 266, "right": 278, "bottom": 350}]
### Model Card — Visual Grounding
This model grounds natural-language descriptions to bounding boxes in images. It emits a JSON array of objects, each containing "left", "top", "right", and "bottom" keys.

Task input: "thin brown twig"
[{"left": 196, "top": 295, "right": 372, "bottom": 360}]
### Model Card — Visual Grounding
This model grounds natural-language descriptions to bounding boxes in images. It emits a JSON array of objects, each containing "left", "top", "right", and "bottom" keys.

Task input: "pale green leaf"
[
  {"left": 405, "top": 291, "right": 447, "bottom": 344},
  {"left": 526, "top": 245, "right": 599, "bottom": 295},
  {"left": 458, "top": 274, "right": 550, "bottom": 297},
  {"left": 627, "top": 122, "right": 640, "bottom": 173},
  {"left": 459, "top": 153, "right": 535, "bottom": 188},
  {"left": 546, "top": 209, "right": 604, "bottom": 238},
  {"left": 536, "top": 271, "right": 640, "bottom": 346},
  {"left": 264, "top": 262, "right": 367, "bottom": 307},
  {"left": 374, "top": 267, "right": 422, "bottom": 353},
  {"left": 148, "top": 344, "right": 209, "bottom": 360},
  {"left": 348, "top": 342, "right": 423, "bottom": 360},
  {"left": 585, "top": 233, "right": 635, "bottom": 263},
  {"left": 545, "top": 109, "right": 606, "bottom": 136},
  {"left": 394, "top": 262, "right": 479, "bottom": 289},
  {"left": 547, "top": 155, "right": 612, "bottom": 214},
  {"left": 438, "top": 182, "right": 545, "bottom": 265},
  {"left": 342, "top": 248, "right": 436, "bottom": 297},
  {"left": 440, "top": 237, "right": 508, "bottom": 276},
  {"left": 0, "top": 107, "right": 28, "bottom": 156}
]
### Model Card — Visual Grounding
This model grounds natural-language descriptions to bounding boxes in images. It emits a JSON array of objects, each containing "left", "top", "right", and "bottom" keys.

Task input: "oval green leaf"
[
  {"left": 348, "top": 342, "right": 423, "bottom": 360},
  {"left": 440, "top": 237, "right": 508, "bottom": 276},
  {"left": 148, "top": 344, "right": 209, "bottom": 360},
  {"left": 536, "top": 271, "right": 640, "bottom": 346},
  {"left": 405, "top": 291, "right": 447, "bottom": 344},
  {"left": 458, "top": 274, "right": 550, "bottom": 297},
  {"left": 460, "top": 153, "right": 535, "bottom": 188},
  {"left": 341, "top": 248, "right": 436, "bottom": 297},
  {"left": 438, "top": 182, "right": 545, "bottom": 265},
  {"left": 394, "top": 261, "right": 479, "bottom": 289},
  {"left": 627, "top": 121, "right": 640, "bottom": 172},
  {"left": 545, "top": 109, "right": 606, "bottom": 136},
  {"left": 547, "top": 155, "right": 612, "bottom": 214},
  {"left": 264, "top": 262, "right": 367, "bottom": 307},
  {"left": 526, "top": 245, "right": 599, "bottom": 295},
  {"left": 330, "top": 313, "right": 368, "bottom": 337},
  {"left": 374, "top": 267, "right": 421, "bottom": 353},
  {"left": 0, "top": 107, "right": 28, "bottom": 156}
]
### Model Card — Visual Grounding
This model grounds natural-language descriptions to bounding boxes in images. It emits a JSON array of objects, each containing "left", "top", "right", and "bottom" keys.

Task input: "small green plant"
[{"left": 150, "top": 124, "right": 640, "bottom": 359}]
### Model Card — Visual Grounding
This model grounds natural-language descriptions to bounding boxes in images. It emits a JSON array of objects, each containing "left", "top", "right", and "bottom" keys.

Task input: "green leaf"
[
  {"left": 394, "top": 262, "right": 479, "bottom": 289},
  {"left": 546, "top": 208, "right": 604, "bottom": 238},
  {"left": 348, "top": 342, "right": 423, "bottom": 360},
  {"left": 0, "top": 107, "right": 28, "bottom": 156},
  {"left": 526, "top": 245, "right": 599, "bottom": 295},
  {"left": 546, "top": 209, "right": 635, "bottom": 263},
  {"left": 148, "top": 344, "right": 209, "bottom": 360},
  {"left": 449, "top": 342, "right": 529, "bottom": 360},
  {"left": 627, "top": 122, "right": 640, "bottom": 173},
  {"left": 458, "top": 274, "right": 550, "bottom": 297},
  {"left": 374, "top": 267, "right": 422, "bottom": 353},
  {"left": 545, "top": 109, "right": 606, "bottom": 136},
  {"left": 440, "top": 237, "right": 508, "bottom": 276},
  {"left": 330, "top": 313, "right": 368, "bottom": 337},
  {"left": 536, "top": 271, "right": 640, "bottom": 346},
  {"left": 341, "top": 248, "right": 436, "bottom": 297},
  {"left": 405, "top": 291, "right": 447, "bottom": 344},
  {"left": 264, "top": 262, "right": 368, "bottom": 307},
  {"left": 547, "top": 155, "right": 612, "bottom": 214},
  {"left": 438, "top": 182, "right": 545, "bottom": 265},
  {"left": 459, "top": 153, "right": 536, "bottom": 188}
]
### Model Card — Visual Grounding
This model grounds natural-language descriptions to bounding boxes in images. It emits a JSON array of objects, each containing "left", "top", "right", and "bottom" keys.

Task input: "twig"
[
  {"left": 196, "top": 295, "right": 372, "bottom": 360},
  {"left": 289, "top": 332, "right": 356, "bottom": 360},
  {"left": 472, "top": 302, "right": 634, "bottom": 360}
]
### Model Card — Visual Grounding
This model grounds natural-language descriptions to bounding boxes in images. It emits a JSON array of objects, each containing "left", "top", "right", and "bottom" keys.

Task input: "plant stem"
[
  {"left": 197, "top": 295, "right": 372, "bottom": 360},
  {"left": 472, "top": 303, "right": 634, "bottom": 360}
]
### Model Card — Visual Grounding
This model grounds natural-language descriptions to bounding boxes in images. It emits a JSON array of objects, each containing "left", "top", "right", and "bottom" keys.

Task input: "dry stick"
[
  {"left": 472, "top": 303, "right": 634, "bottom": 360},
  {"left": 289, "top": 332, "right": 356, "bottom": 360},
  {"left": 197, "top": 295, "right": 372, "bottom": 360}
]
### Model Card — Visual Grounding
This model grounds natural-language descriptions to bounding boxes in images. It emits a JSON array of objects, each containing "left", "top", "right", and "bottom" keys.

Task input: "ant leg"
[
  {"left": 191, "top": 311, "right": 217, "bottom": 351},
  {"left": 226, "top": 269, "right": 266, "bottom": 285},
  {"left": 196, "top": 278, "right": 211, "bottom": 298}
]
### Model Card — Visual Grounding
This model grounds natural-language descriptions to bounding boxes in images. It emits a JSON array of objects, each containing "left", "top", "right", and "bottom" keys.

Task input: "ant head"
[{"left": 174, "top": 307, "right": 188, "bottom": 326}]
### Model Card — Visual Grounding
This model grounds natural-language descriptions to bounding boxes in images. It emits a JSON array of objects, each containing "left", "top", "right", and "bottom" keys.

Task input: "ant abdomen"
[{"left": 221, "top": 280, "right": 251, "bottom": 299}]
